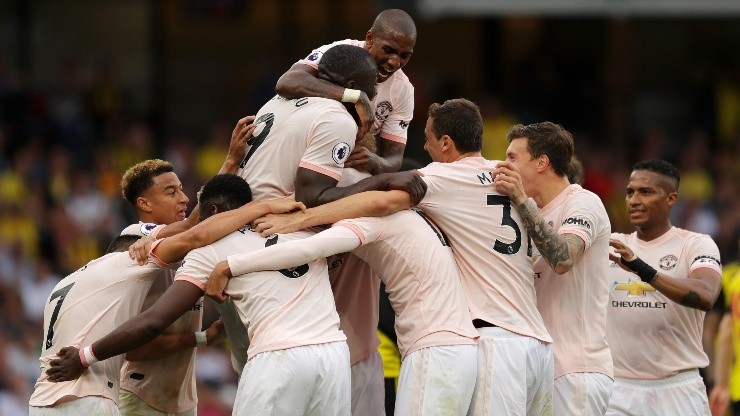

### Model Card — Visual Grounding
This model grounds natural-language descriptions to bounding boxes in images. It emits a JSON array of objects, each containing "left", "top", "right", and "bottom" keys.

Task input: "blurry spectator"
[
  {"left": 19, "top": 259, "right": 60, "bottom": 323},
  {"left": 64, "top": 171, "right": 116, "bottom": 237},
  {"left": 567, "top": 155, "right": 585, "bottom": 185},
  {"left": 480, "top": 95, "right": 519, "bottom": 160},
  {"left": 196, "top": 120, "right": 233, "bottom": 182}
]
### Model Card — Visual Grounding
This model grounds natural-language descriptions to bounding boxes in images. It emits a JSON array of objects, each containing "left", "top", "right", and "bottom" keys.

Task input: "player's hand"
[
  {"left": 609, "top": 239, "right": 638, "bottom": 270},
  {"left": 46, "top": 346, "right": 86, "bottom": 382},
  {"left": 344, "top": 145, "right": 382, "bottom": 174},
  {"left": 205, "top": 319, "right": 227, "bottom": 346},
  {"left": 205, "top": 261, "right": 232, "bottom": 303},
  {"left": 263, "top": 197, "right": 307, "bottom": 215},
  {"left": 709, "top": 384, "right": 730, "bottom": 416},
  {"left": 253, "top": 211, "right": 306, "bottom": 237},
  {"left": 129, "top": 236, "right": 155, "bottom": 265},
  {"left": 492, "top": 161, "right": 527, "bottom": 206},
  {"left": 354, "top": 92, "right": 373, "bottom": 143},
  {"left": 224, "top": 115, "right": 257, "bottom": 167},
  {"left": 384, "top": 171, "right": 427, "bottom": 205}
]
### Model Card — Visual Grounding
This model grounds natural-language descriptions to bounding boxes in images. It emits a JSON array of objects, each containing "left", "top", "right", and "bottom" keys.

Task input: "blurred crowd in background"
[{"left": 0, "top": 4, "right": 739, "bottom": 415}]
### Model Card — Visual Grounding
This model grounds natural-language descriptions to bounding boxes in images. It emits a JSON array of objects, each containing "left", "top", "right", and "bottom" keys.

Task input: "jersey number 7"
[{"left": 45, "top": 282, "right": 75, "bottom": 349}]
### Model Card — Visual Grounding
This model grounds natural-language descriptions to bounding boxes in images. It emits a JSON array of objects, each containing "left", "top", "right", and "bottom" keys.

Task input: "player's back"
[
  {"left": 30, "top": 253, "right": 162, "bottom": 407},
  {"left": 236, "top": 95, "right": 357, "bottom": 201},
  {"left": 338, "top": 209, "right": 478, "bottom": 358},
  {"left": 418, "top": 157, "right": 551, "bottom": 343},
  {"left": 177, "top": 228, "right": 345, "bottom": 360}
]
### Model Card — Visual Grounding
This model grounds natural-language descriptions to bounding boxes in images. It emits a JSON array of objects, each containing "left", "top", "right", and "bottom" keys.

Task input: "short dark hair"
[
  {"left": 506, "top": 122, "right": 574, "bottom": 177},
  {"left": 318, "top": 44, "right": 377, "bottom": 97},
  {"left": 121, "top": 159, "right": 174, "bottom": 205},
  {"left": 371, "top": 9, "right": 417, "bottom": 39},
  {"left": 427, "top": 98, "right": 483, "bottom": 153},
  {"left": 198, "top": 174, "right": 253, "bottom": 219},
  {"left": 632, "top": 159, "right": 681, "bottom": 189},
  {"left": 107, "top": 235, "right": 142, "bottom": 254}
]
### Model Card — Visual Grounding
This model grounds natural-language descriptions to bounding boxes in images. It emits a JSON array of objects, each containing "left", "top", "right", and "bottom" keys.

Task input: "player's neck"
[
  {"left": 531, "top": 175, "right": 570, "bottom": 209},
  {"left": 635, "top": 220, "right": 672, "bottom": 242},
  {"left": 451, "top": 151, "right": 481, "bottom": 162}
]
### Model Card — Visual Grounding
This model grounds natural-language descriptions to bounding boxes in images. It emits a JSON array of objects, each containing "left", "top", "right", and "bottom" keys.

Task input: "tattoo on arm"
[
  {"left": 516, "top": 199, "right": 581, "bottom": 273},
  {"left": 680, "top": 290, "right": 703, "bottom": 309}
]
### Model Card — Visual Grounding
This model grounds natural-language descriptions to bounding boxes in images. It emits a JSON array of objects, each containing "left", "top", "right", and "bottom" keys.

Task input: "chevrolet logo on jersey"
[{"left": 613, "top": 278, "right": 656, "bottom": 297}]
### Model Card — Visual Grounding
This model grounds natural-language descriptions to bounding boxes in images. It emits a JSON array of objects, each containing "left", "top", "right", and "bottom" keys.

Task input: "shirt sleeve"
[
  {"left": 228, "top": 227, "right": 361, "bottom": 276},
  {"left": 299, "top": 107, "right": 357, "bottom": 181},
  {"left": 296, "top": 39, "right": 350, "bottom": 70},
  {"left": 416, "top": 164, "right": 445, "bottom": 209},
  {"left": 174, "top": 246, "right": 219, "bottom": 291},
  {"left": 378, "top": 82, "right": 414, "bottom": 144},
  {"left": 558, "top": 192, "right": 605, "bottom": 250},
  {"left": 686, "top": 234, "right": 722, "bottom": 275},
  {"left": 334, "top": 217, "right": 383, "bottom": 246}
]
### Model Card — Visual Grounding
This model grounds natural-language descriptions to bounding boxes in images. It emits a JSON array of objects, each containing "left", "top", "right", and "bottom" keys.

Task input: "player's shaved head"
[
  {"left": 107, "top": 235, "right": 142, "bottom": 254},
  {"left": 198, "top": 174, "right": 253, "bottom": 219},
  {"left": 632, "top": 159, "right": 680, "bottom": 193},
  {"left": 371, "top": 9, "right": 416, "bottom": 39},
  {"left": 121, "top": 159, "right": 175, "bottom": 205},
  {"left": 318, "top": 44, "right": 378, "bottom": 99}
]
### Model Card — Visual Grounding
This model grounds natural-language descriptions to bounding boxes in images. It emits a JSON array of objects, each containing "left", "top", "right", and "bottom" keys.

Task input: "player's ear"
[
  {"left": 537, "top": 154, "right": 550, "bottom": 173},
  {"left": 365, "top": 30, "right": 374, "bottom": 48},
  {"left": 136, "top": 196, "right": 153, "bottom": 214},
  {"left": 666, "top": 191, "right": 678, "bottom": 208}
]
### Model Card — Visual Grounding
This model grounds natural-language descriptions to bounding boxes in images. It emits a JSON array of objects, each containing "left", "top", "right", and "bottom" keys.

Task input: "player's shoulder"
[
  {"left": 564, "top": 185, "right": 609, "bottom": 211},
  {"left": 120, "top": 222, "right": 160, "bottom": 237},
  {"left": 389, "top": 68, "right": 413, "bottom": 87},
  {"left": 672, "top": 227, "right": 717, "bottom": 247}
]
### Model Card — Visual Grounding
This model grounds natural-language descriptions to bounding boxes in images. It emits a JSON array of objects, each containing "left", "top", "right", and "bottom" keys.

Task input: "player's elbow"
[
  {"left": 370, "top": 196, "right": 399, "bottom": 217},
  {"left": 139, "top": 316, "right": 169, "bottom": 340},
  {"left": 276, "top": 72, "right": 302, "bottom": 99}
]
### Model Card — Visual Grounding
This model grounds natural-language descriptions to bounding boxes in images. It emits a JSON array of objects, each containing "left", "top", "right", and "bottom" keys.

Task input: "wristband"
[
  {"left": 195, "top": 331, "right": 208, "bottom": 348},
  {"left": 79, "top": 345, "right": 99, "bottom": 368},
  {"left": 341, "top": 88, "right": 361, "bottom": 103},
  {"left": 620, "top": 256, "right": 657, "bottom": 284}
]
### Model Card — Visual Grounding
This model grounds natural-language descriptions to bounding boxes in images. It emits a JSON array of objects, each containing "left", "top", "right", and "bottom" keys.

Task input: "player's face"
[
  {"left": 366, "top": 29, "right": 415, "bottom": 83},
  {"left": 143, "top": 172, "right": 189, "bottom": 225},
  {"left": 505, "top": 138, "right": 538, "bottom": 195},
  {"left": 423, "top": 117, "right": 445, "bottom": 162},
  {"left": 624, "top": 170, "right": 676, "bottom": 230}
]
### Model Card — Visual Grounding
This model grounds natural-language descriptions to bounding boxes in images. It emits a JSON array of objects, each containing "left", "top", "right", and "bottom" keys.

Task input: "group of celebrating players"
[{"left": 28, "top": 8, "right": 723, "bottom": 416}]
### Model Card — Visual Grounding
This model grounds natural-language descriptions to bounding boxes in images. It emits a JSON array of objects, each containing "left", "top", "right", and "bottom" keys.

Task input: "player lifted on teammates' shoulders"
[
  {"left": 493, "top": 122, "right": 613, "bottom": 415},
  {"left": 605, "top": 159, "right": 722, "bottom": 416},
  {"left": 277, "top": 8, "right": 415, "bottom": 176}
]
